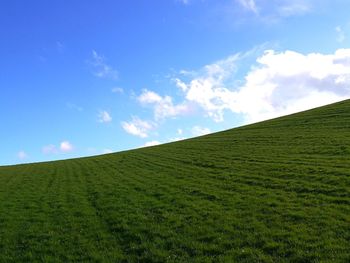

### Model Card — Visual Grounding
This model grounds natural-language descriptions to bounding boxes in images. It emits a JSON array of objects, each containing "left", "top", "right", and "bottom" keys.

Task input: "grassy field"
[{"left": 0, "top": 100, "right": 349, "bottom": 262}]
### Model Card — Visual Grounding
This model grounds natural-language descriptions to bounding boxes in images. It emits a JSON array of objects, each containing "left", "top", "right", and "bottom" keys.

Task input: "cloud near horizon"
[
  {"left": 60, "top": 141, "right": 74, "bottom": 152},
  {"left": 17, "top": 151, "right": 28, "bottom": 160},
  {"left": 143, "top": 140, "right": 161, "bottom": 147},
  {"left": 120, "top": 48, "right": 350, "bottom": 140},
  {"left": 175, "top": 48, "right": 350, "bottom": 124},
  {"left": 42, "top": 141, "right": 74, "bottom": 154},
  {"left": 191, "top": 126, "right": 211, "bottom": 136}
]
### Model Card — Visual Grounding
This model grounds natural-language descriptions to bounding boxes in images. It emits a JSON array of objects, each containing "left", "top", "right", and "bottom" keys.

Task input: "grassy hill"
[{"left": 0, "top": 100, "right": 349, "bottom": 262}]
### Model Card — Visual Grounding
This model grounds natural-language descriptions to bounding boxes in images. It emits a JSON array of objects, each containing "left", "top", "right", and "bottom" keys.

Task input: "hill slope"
[{"left": 0, "top": 100, "right": 349, "bottom": 262}]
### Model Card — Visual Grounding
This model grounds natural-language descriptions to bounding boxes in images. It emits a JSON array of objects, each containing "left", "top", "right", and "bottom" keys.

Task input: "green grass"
[{"left": 0, "top": 100, "right": 349, "bottom": 262}]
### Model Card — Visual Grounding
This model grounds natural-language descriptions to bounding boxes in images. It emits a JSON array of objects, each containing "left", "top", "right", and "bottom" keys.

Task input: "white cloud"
[
  {"left": 60, "top": 141, "right": 73, "bottom": 152},
  {"left": 143, "top": 140, "right": 161, "bottom": 147},
  {"left": 98, "top": 110, "right": 112, "bottom": 123},
  {"left": 143, "top": 136, "right": 187, "bottom": 148},
  {"left": 191, "top": 126, "right": 211, "bottom": 136},
  {"left": 17, "top": 151, "right": 28, "bottom": 160},
  {"left": 336, "top": 26, "right": 345, "bottom": 43},
  {"left": 177, "top": 48, "right": 350, "bottom": 124},
  {"left": 111, "top": 87, "right": 124, "bottom": 93},
  {"left": 175, "top": 54, "right": 240, "bottom": 122},
  {"left": 90, "top": 50, "right": 118, "bottom": 79},
  {"left": 138, "top": 89, "right": 190, "bottom": 120},
  {"left": 121, "top": 117, "right": 153, "bottom": 138},
  {"left": 177, "top": 128, "right": 183, "bottom": 135},
  {"left": 238, "top": 0, "right": 258, "bottom": 14}
]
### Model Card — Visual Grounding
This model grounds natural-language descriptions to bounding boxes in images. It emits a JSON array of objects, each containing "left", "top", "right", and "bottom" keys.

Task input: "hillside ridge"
[
  {"left": 0, "top": 99, "right": 349, "bottom": 262},
  {"left": 3, "top": 99, "right": 350, "bottom": 168}
]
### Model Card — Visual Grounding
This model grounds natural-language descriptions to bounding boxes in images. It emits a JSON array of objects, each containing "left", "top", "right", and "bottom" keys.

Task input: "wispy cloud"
[
  {"left": 66, "top": 102, "right": 83, "bottom": 112},
  {"left": 234, "top": 0, "right": 313, "bottom": 23},
  {"left": 17, "top": 151, "right": 28, "bottom": 160},
  {"left": 102, "top": 149, "right": 113, "bottom": 154},
  {"left": 191, "top": 126, "right": 211, "bottom": 136},
  {"left": 336, "top": 26, "right": 345, "bottom": 43},
  {"left": 111, "top": 87, "right": 124, "bottom": 94},
  {"left": 56, "top": 41, "right": 64, "bottom": 53},
  {"left": 277, "top": 1, "right": 311, "bottom": 17},
  {"left": 98, "top": 110, "right": 112, "bottom": 123},
  {"left": 177, "top": 0, "right": 189, "bottom": 5},
  {"left": 121, "top": 117, "right": 154, "bottom": 138},
  {"left": 237, "top": 0, "right": 258, "bottom": 14},
  {"left": 43, "top": 141, "right": 74, "bottom": 154},
  {"left": 89, "top": 50, "right": 118, "bottom": 79},
  {"left": 42, "top": 144, "right": 58, "bottom": 154}
]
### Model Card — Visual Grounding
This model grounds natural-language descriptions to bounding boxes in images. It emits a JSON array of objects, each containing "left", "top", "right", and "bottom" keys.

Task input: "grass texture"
[{"left": 0, "top": 100, "right": 349, "bottom": 262}]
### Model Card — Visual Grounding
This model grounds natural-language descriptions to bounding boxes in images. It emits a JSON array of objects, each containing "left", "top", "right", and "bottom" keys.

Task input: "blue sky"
[{"left": 1, "top": 0, "right": 350, "bottom": 165}]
